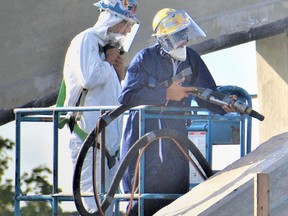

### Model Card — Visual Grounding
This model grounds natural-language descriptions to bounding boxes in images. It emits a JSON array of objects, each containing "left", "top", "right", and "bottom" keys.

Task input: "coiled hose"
[{"left": 73, "top": 105, "right": 214, "bottom": 216}]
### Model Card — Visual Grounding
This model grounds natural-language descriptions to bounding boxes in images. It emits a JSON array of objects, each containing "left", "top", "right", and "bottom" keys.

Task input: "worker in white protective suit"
[{"left": 62, "top": 0, "right": 139, "bottom": 214}]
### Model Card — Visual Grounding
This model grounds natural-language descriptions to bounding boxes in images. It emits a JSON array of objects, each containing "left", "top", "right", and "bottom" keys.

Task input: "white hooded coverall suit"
[{"left": 63, "top": 11, "right": 123, "bottom": 214}]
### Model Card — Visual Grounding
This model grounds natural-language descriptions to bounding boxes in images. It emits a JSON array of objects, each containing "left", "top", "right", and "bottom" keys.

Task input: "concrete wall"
[
  {"left": 256, "top": 33, "right": 288, "bottom": 143},
  {"left": 0, "top": 0, "right": 98, "bottom": 110}
]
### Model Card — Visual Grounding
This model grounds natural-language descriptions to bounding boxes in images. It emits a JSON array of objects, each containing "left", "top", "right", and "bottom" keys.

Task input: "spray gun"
[{"left": 190, "top": 87, "right": 265, "bottom": 121}]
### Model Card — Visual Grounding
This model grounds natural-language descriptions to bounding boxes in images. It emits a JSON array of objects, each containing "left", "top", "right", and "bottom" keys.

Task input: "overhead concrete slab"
[
  {"left": 0, "top": 0, "right": 288, "bottom": 125},
  {"left": 155, "top": 132, "right": 288, "bottom": 216}
]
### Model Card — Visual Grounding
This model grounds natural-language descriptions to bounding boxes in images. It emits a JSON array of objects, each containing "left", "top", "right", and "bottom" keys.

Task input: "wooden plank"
[{"left": 254, "top": 173, "right": 270, "bottom": 216}]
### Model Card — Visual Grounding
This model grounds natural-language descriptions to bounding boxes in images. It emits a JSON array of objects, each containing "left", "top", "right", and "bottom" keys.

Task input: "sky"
[{"left": 0, "top": 41, "right": 260, "bottom": 211}]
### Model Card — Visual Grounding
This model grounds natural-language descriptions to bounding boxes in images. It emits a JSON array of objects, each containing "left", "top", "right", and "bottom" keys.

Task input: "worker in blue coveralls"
[{"left": 119, "top": 8, "right": 237, "bottom": 215}]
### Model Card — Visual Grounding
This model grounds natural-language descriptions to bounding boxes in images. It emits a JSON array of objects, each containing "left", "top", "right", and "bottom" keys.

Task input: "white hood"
[{"left": 93, "top": 10, "right": 123, "bottom": 45}]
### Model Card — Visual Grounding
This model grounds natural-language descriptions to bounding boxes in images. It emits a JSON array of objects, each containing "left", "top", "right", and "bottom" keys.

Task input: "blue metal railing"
[{"left": 14, "top": 103, "right": 252, "bottom": 215}]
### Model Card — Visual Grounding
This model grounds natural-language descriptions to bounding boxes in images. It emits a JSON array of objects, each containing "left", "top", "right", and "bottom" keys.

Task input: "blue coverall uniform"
[{"left": 118, "top": 43, "right": 225, "bottom": 215}]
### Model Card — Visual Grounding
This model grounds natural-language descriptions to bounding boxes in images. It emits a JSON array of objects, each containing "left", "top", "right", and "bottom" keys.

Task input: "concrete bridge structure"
[
  {"left": 1, "top": 0, "right": 288, "bottom": 215},
  {"left": 1, "top": 0, "right": 288, "bottom": 143}
]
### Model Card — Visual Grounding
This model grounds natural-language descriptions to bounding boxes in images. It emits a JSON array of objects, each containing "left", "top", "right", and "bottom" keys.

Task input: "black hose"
[
  {"left": 105, "top": 129, "right": 213, "bottom": 205},
  {"left": 73, "top": 105, "right": 131, "bottom": 216},
  {"left": 73, "top": 106, "right": 213, "bottom": 216}
]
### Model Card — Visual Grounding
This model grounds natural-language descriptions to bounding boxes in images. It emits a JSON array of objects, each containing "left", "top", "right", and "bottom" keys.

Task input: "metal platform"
[{"left": 14, "top": 90, "right": 252, "bottom": 215}]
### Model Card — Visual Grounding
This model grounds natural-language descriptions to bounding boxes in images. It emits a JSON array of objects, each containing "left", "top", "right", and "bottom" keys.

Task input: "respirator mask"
[{"left": 169, "top": 46, "right": 187, "bottom": 61}]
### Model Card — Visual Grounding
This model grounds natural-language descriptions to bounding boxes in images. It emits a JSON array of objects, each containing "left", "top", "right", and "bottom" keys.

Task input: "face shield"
[
  {"left": 107, "top": 19, "right": 140, "bottom": 52},
  {"left": 122, "top": 22, "right": 139, "bottom": 52},
  {"left": 94, "top": 0, "right": 140, "bottom": 52},
  {"left": 153, "top": 10, "right": 206, "bottom": 53},
  {"left": 157, "top": 28, "right": 189, "bottom": 53}
]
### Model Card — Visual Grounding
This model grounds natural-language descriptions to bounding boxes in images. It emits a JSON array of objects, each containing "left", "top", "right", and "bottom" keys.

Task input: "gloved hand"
[
  {"left": 106, "top": 48, "right": 125, "bottom": 80},
  {"left": 166, "top": 78, "right": 197, "bottom": 101},
  {"left": 222, "top": 95, "right": 238, "bottom": 113},
  {"left": 113, "top": 55, "right": 125, "bottom": 80},
  {"left": 106, "top": 47, "right": 121, "bottom": 65}
]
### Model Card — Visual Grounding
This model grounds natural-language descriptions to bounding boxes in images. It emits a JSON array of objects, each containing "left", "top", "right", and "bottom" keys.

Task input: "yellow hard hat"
[
  {"left": 152, "top": 8, "right": 190, "bottom": 36},
  {"left": 151, "top": 9, "right": 206, "bottom": 52}
]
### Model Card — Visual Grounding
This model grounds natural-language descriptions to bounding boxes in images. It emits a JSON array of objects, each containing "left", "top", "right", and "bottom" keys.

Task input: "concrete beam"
[{"left": 193, "top": 17, "right": 288, "bottom": 55}]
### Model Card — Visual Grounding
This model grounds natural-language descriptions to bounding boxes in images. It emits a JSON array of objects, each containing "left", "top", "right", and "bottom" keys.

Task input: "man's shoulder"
[
  {"left": 187, "top": 47, "right": 201, "bottom": 58},
  {"left": 139, "top": 45, "right": 156, "bottom": 53},
  {"left": 73, "top": 27, "right": 98, "bottom": 40},
  {"left": 70, "top": 28, "right": 101, "bottom": 47},
  {"left": 187, "top": 46, "right": 198, "bottom": 54},
  {"left": 133, "top": 46, "right": 154, "bottom": 60}
]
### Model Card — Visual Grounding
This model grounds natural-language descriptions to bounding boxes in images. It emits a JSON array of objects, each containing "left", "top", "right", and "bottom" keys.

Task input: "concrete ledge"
[{"left": 155, "top": 132, "right": 288, "bottom": 216}]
